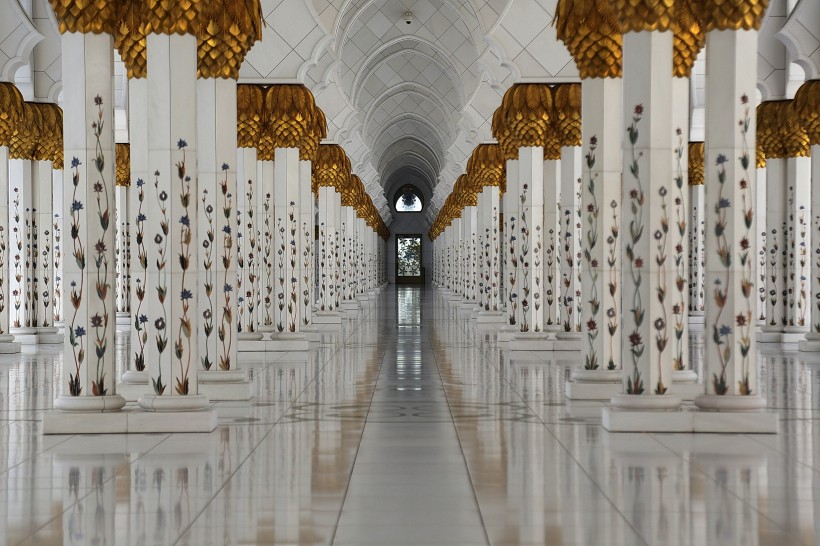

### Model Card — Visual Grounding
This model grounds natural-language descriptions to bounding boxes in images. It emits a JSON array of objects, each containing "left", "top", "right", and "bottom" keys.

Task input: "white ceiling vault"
[{"left": 240, "top": 0, "right": 579, "bottom": 224}]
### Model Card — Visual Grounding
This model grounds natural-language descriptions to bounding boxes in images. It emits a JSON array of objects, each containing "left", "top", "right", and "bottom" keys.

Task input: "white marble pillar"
[
  {"left": 475, "top": 190, "right": 488, "bottom": 310},
  {"left": 316, "top": 185, "right": 340, "bottom": 317},
  {"left": 32, "top": 160, "right": 56, "bottom": 336},
  {"left": 756, "top": 163, "right": 767, "bottom": 324},
  {"left": 120, "top": 78, "right": 150, "bottom": 400},
  {"left": 784, "top": 155, "right": 811, "bottom": 339},
  {"left": 761, "top": 157, "right": 787, "bottom": 341},
  {"left": 558, "top": 146, "right": 581, "bottom": 339},
  {"left": 688, "top": 181, "right": 705, "bottom": 319},
  {"left": 139, "top": 33, "right": 206, "bottom": 409},
  {"left": 196, "top": 78, "right": 239, "bottom": 377},
  {"left": 300, "top": 161, "right": 314, "bottom": 327},
  {"left": 697, "top": 28, "right": 765, "bottom": 408},
  {"left": 542, "top": 158, "right": 561, "bottom": 332},
  {"left": 617, "top": 31, "right": 678, "bottom": 403},
  {"left": 56, "top": 31, "right": 125, "bottom": 410},
  {"left": 115, "top": 183, "right": 130, "bottom": 324},
  {"left": 516, "top": 147, "right": 545, "bottom": 336},
  {"left": 258, "top": 158, "right": 274, "bottom": 332},
  {"left": 568, "top": 77, "right": 622, "bottom": 399},
  {"left": 670, "top": 77, "right": 694, "bottom": 391},
  {"left": 0, "top": 146, "right": 20, "bottom": 352},
  {"left": 8, "top": 159, "right": 31, "bottom": 332},
  {"left": 800, "top": 143, "right": 820, "bottom": 351},
  {"left": 502, "top": 160, "right": 520, "bottom": 332},
  {"left": 236, "top": 147, "right": 262, "bottom": 338}
]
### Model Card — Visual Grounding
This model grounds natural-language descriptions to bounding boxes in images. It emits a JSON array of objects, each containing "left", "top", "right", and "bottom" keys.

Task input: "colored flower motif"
[
  {"left": 94, "top": 95, "right": 103, "bottom": 106},
  {"left": 222, "top": 226, "right": 231, "bottom": 234},
  {"left": 159, "top": 191, "right": 168, "bottom": 201},
  {"left": 137, "top": 213, "right": 146, "bottom": 222},
  {"left": 71, "top": 201, "right": 84, "bottom": 212},
  {"left": 136, "top": 178, "right": 144, "bottom": 187},
  {"left": 139, "top": 314, "right": 148, "bottom": 324},
  {"left": 629, "top": 332, "right": 642, "bottom": 346},
  {"left": 715, "top": 154, "right": 728, "bottom": 165},
  {"left": 634, "top": 104, "right": 643, "bottom": 115},
  {"left": 221, "top": 163, "right": 230, "bottom": 171},
  {"left": 90, "top": 314, "right": 103, "bottom": 327},
  {"left": 74, "top": 326, "right": 86, "bottom": 338},
  {"left": 177, "top": 139, "right": 187, "bottom": 149},
  {"left": 719, "top": 325, "right": 732, "bottom": 336},
  {"left": 223, "top": 284, "right": 233, "bottom": 293},
  {"left": 94, "top": 241, "right": 106, "bottom": 253},
  {"left": 180, "top": 289, "right": 193, "bottom": 300},
  {"left": 180, "top": 215, "right": 190, "bottom": 227},
  {"left": 155, "top": 317, "right": 165, "bottom": 330},
  {"left": 71, "top": 157, "right": 81, "bottom": 168},
  {"left": 154, "top": 234, "right": 163, "bottom": 244},
  {"left": 736, "top": 314, "right": 747, "bottom": 326},
  {"left": 93, "top": 182, "right": 103, "bottom": 193}
]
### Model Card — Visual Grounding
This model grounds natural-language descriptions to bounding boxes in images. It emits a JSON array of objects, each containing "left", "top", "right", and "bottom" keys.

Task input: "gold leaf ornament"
[
  {"left": 47, "top": 0, "right": 119, "bottom": 35},
  {"left": 687, "top": 141, "right": 704, "bottom": 186},
  {"left": 793, "top": 80, "right": 820, "bottom": 146},
  {"left": 116, "top": 143, "right": 131, "bottom": 186},
  {"left": 553, "top": 0, "right": 622, "bottom": 79},
  {"left": 692, "top": 0, "right": 769, "bottom": 32},
  {"left": 0, "top": 82, "right": 25, "bottom": 147}
]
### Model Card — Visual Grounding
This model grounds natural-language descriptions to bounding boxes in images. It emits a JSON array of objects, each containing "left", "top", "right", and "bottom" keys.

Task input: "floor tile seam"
[
  {"left": 425, "top": 318, "right": 492, "bottom": 546},
  {"left": 442, "top": 308, "right": 652, "bottom": 546},
  {"left": 461, "top": 313, "right": 804, "bottom": 544},
  {"left": 330, "top": 315, "right": 398, "bottom": 545},
  {"left": 17, "top": 432, "right": 178, "bottom": 546},
  {"left": 172, "top": 303, "right": 385, "bottom": 546},
  {"left": 0, "top": 430, "right": 78, "bottom": 479}
]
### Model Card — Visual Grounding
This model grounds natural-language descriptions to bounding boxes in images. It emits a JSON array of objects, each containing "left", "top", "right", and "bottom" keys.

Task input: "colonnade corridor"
[{"left": 0, "top": 285, "right": 816, "bottom": 545}]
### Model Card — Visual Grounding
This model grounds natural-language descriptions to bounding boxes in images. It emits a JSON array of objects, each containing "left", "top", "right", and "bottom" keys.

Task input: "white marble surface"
[{"left": 0, "top": 287, "right": 818, "bottom": 545}]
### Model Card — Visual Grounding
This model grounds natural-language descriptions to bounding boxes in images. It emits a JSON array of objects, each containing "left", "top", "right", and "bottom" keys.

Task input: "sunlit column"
[
  {"left": 0, "top": 82, "right": 22, "bottom": 352},
  {"left": 56, "top": 26, "right": 125, "bottom": 409}
]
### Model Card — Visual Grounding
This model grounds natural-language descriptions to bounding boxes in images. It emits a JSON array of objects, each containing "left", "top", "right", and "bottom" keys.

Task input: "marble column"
[
  {"left": 300, "top": 160, "right": 314, "bottom": 327},
  {"left": 558, "top": 146, "right": 581, "bottom": 340},
  {"left": 139, "top": 33, "right": 207, "bottom": 410},
  {"left": 688, "top": 176, "right": 705, "bottom": 320},
  {"left": 478, "top": 185, "right": 503, "bottom": 322},
  {"left": 236, "top": 147, "right": 262, "bottom": 339},
  {"left": 316, "top": 185, "right": 340, "bottom": 319},
  {"left": 515, "top": 147, "right": 545, "bottom": 338},
  {"left": 670, "top": 77, "right": 695, "bottom": 394},
  {"left": 115, "top": 182, "right": 130, "bottom": 330},
  {"left": 696, "top": 27, "right": 768, "bottom": 413},
  {"left": 567, "top": 77, "right": 622, "bottom": 399},
  {"left": 56, "top": 31, "right": 125, "bottom": 411},
  {"left": 31, "top": 159, "right": 59, "bottom": 341},
  {"left": 501, "top": 160, "right": 520, "bottom": 335},
  {"left": 616, "top": 30, "right": 679, "bottom": 405},
  {"left": 0, "top": 145, "right": 20, "bottom": 352},
  {"left": 196, "top": 77, "right": 247, "bottom": 396},
  {"left": 784, "top": 155, "right": 811, "bottom": 340},
  {"left": 542, "top": 157, "right": 560, "bottom": 332},
  {"left": 8, "top": 159, "right": 32, "bottom": 334},
  {"left": 800, "top": 140, "right": 820, "bottom": 351},
  {"left": 761, "top": 157, "right": 787, "bottom": 341},
  {"left": 258, "top": 158, "right": 274, "bottom": 332},
  {"left": 120, "top": 78, "right": 150, "bottom": 400}
]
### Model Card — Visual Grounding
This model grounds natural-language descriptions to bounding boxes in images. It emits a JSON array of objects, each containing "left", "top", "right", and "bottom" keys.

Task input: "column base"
[
  {"left": 116, "top": 311, "right": 131, "bottom": 331},
  {"left": 238, "top": 338, "right": 269, "bottom": 352},
  {"left": 507, "top": 332, "right": 553, "bottom": 352},
  {"left": 313, "top": 311, "right": 343, "bottom": 325},
  {"left": 198, "top": 370, "right": 252, "bottom": 401},
  {"left": 117, "top": 370, "right": 151, "bottom": 402},
  {"left": 267, "top": 332, "right": 310, "bottom": 352},
  {"left": 238, "top": 331, "right": 265, "bottom": 342},
  {"left": 458, "top": 301, "right": 478, "bottom": 317},
  {"left": 798, "top": 332, "right": 820, "bottom": 352},
  {"left": 497, "top": 324, "right": 518, "bottom": 341},
  {"left": 782, "top": 326, "right": 810, "bottom": 343},
  {"left": 603, "top": 394, "right": 687, "bottom": 433},
  {"left": 553, "top": 331, "right": 581, "bottom": 351},
  {"left": 671, "top": 370, "right": 702, "bottom": 401},
  {"left": 688, "top": 312, "right": 704, "bottom": 325},
  {"left": 758, "top": 326, "right": 784, "bottom": 343},
  {"left": 476, "top": 310, "right": 505, "bottom": 324},
  {"left": 10, "top": 326, "right": 62, "bottom": 345},
  {"left": 300, "top": 325, "right": 324, "bottom": 342},
  {"left": 340, "top": 301, "right": 360, "bottom": 318},
  {"left": 565, "top": 369, "right": 622, "bottom": 400},
  {"left": 0, "top": 334, "right": 21, "bottom": 353},
  {"left": 691, "top": 394, "right": 778, "bottom": 433}
]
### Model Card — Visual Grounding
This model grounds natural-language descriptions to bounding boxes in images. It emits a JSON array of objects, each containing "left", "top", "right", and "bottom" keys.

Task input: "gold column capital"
[
  {"left": 197, "top": 0, "right": 263, "bottom": 79},
  {"left": 47, "top": 0, "right": 118, "bottom": 35},
  {"left": 501, "top": 83, "right": 555, "bottom": 151},
  {"left": 115, "top": 0, "right": 147, "bottom": 78},
  {"left": 313, "top": 143, "right": 350, "bottom": 195},
  {"left": 0, "top": 82, "right": 25, "bottom": 147},
  {"left": 693, "top": 0, "right": 769, "bottom": 32},
  {"left": 672, "top": 1, "right": 705, "bottom": 78},
  {"left": 553, "top": 83, "right": 582, "bottom": 147},
  {"left": 237, "top": 84, "right": 265, "bottom": 150},
  {"left": 794, "top": 80, "right": 820, "bottom": 146},
  {"left": 116, "top": 143, "right": 131, "bottom": 186},
  {"left": 467, "top": 143, "right": 506, "bottom": 193},
  {"left": 9, "top": 102, "right": 43, "bottom": 161},
  {"left": 265, "top": 84, "right": 316, "bottom": 151},
  {"left": 142, "top": 0, "right": 204, "bottom": 36},
  {"left": 687, "top": 141, "right": 704, "bottom": 185},
  {"left": 553, "top": 0, "right": 622, "bottom": 79},
  {"left": 300, "top": 106, "right": 327, "bottom": 162}
]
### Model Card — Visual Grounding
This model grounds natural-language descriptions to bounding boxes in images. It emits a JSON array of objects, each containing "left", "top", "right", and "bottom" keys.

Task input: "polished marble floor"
[{"left": 1, "top": 286, "right": 820, "bottom": 545}]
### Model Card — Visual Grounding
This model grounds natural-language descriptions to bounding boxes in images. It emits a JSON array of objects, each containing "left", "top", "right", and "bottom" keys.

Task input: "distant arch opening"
[{"left": 394, "top": 184, "right": 424, "bottom": 212}]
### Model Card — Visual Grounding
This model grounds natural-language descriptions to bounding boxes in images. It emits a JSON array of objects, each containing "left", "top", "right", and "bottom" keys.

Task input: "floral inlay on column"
[
  {"left": 54, "top": 213, "right": 61, "bottom": 323},
  {"left": 276, "top": 217, "right": 285, "bottom": 331},
  {"left": 236, "top": 208, "right": 243, "bottom": 332},
  {"left": 218, "top": 165, "right": 234, "bottom": 370},
  {"left": 507, "top": 214, "right": 517, "bottom": 320},
  {"left": 562, "top": 209, "right": 574, "bottom": 332},
  {"left": 796, "top": 206, "right": 808, "bottom": 327},
  {"left": 12, "top": 188, "right": 21, "bottom": 326},
  {"left": 734, "top": 95, "right": 754, "bottom": 394},
  {"left": 583, "top": 136, "right": 600, "bottom": 369},
  {"left": 606, "top": 199, "right": 619, "bottom": 370},
  {"left": 133, "top": 178, "right": 147, "bottom": 371},
  {"left": 302, "top": 219, "right": 311, "bottom": 325},
  {"left": 624, "top": 105, "right": 647, "bottom": 395},
  {"left": 244, "top": 180, "right": 257, "bottom": 333},
  {"left": 152, "top": 171, "right": 169, "bottom": 395},
  {"left": 174, "top": 141, "right": 194, "bottom": 395},
  {"left": 201, "top": 187, "right": 215, "bottom": 370},
  {"left": 262, "top": 192, "right": 272, "bottom": 327},
  {"left": 287, "top": 203, "right": 298, "bottom": 331},
  {"left": 672, "top": 130, "right": 687, "bottom": 372},
  {"left": 67, "top": 157, "right": 86, "bottom": 395}
]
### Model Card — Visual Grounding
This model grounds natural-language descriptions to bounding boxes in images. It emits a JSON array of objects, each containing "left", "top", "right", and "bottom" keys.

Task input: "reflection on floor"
[{"left": 1, "top": 286, "right": 819, "bottom": 545}]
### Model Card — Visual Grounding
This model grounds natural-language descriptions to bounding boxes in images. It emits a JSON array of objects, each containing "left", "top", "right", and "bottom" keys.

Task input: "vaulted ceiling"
[{"left": 240, "top": 0, "right": 578, "bottom": 224}]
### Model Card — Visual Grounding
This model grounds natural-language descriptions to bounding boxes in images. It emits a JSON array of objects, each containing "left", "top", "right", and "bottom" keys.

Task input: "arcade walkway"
[{"left": 1, "top": 287, "right": 818, "bottom": 545}]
